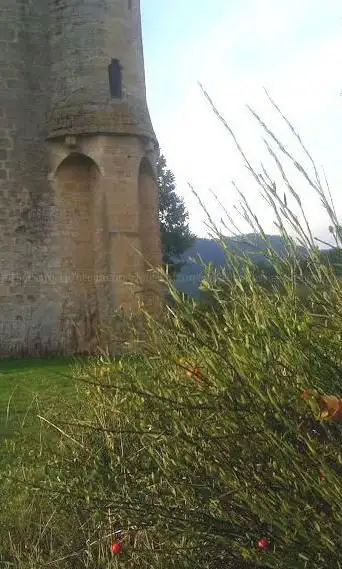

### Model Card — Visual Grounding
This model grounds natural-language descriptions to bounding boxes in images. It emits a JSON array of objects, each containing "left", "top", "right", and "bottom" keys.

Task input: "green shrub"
[{"left": 2, "top": 93, "right": 342, "bottom": 568}]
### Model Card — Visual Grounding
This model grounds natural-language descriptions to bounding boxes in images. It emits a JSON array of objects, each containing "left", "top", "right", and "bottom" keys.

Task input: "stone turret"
[
  {"left": 47, "top": 0, "right": 156, "bottom": 141},
  {"left": 0, "top": 0, "right": 162, "bottom": 356}
]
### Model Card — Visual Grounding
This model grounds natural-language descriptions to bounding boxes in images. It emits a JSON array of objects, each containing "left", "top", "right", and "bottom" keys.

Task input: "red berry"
[
  {"left": 111, "top": 542, "right": 122, "bottom": 554},
  {"left": 257, "top": 538, "right": 270, "bottom": 550},
  {"left": 319, "top": 471, "right": 325, "bottom": 480}
]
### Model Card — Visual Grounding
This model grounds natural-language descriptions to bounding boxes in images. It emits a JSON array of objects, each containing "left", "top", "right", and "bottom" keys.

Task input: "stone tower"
[{"left": 0, "top": 0, "right": 162, "bottom": 356}]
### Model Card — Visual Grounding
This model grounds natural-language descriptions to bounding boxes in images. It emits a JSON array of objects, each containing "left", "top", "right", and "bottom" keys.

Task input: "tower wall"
[
  {"left": 0, "top": 0, "right": 162, "bottom": 356},
  {"left": 0, "top": 0, "right": 58, "bottom": 356},
  {"left": 47, "top": 0, "right": 155, "bottom": 139}
]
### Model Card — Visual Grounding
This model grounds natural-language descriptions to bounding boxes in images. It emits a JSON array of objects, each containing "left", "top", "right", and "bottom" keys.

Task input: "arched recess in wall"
[
  {"left": 55, "top": 153, "right": 100, "bottom": 352},
  {"left": 138, "top": 157, "right": 161, "bottom": 291}
]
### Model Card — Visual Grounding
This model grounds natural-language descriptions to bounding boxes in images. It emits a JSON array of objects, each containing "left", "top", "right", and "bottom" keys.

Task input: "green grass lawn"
[
  {"left": 0, "top": 356, "right": 83, "bottom": 464},
  {"left": 0, "top": 357, "right": 90, "bottom": 563}
]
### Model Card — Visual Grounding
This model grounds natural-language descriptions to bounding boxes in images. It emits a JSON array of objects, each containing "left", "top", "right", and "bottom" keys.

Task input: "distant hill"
[{"left": 173, "top": 234, "right": 307, "bottom": 299}]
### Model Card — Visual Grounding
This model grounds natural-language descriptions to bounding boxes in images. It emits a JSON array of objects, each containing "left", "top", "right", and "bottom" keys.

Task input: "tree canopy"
[{"left": 157, "top": 153, "right": 196, "bottom": 276}]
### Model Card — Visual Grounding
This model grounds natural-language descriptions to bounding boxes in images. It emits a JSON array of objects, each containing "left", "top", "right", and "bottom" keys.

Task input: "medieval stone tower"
[{"left": 0, "top": 0, "right": 162, "bottom": 356}]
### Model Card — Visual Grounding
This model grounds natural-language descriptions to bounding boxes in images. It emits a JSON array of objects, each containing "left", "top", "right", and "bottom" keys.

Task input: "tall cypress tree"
[{"left": 157, "top": 153, "right": 196, "bottom": 277}]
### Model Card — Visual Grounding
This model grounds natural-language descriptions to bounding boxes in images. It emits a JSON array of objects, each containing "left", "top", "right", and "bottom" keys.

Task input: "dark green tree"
[{"left": 157, "top": 153, "right": 196, "bottom": 277}]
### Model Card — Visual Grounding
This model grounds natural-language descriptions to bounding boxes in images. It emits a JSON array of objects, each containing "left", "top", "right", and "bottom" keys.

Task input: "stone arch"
[
  {"left": 55, "top": 152, "right": 100, "bottom": 353},
  {"left": 54, "top": 150, "right": 102, "bottom": 178},
  {"left": 138, "top": 156, "right": 162, "bottom": 305},
  {"left": 138, "top": 157, "right": 160, "bottom": 267}
]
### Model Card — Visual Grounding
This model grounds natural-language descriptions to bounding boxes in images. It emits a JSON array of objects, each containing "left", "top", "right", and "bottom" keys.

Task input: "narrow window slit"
[{"left": 108, "top": 59, "right": 122, "bottom": 98}]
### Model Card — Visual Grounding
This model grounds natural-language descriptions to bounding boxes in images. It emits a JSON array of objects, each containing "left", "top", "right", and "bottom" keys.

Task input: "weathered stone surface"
[{"left": 0, "top": 0, "right": 162, "bottom": 357}]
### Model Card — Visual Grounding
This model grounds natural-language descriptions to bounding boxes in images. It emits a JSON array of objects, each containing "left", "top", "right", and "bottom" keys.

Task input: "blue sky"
[{"left": 141, "top": 0, "right": 342, "bottom": 243}]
